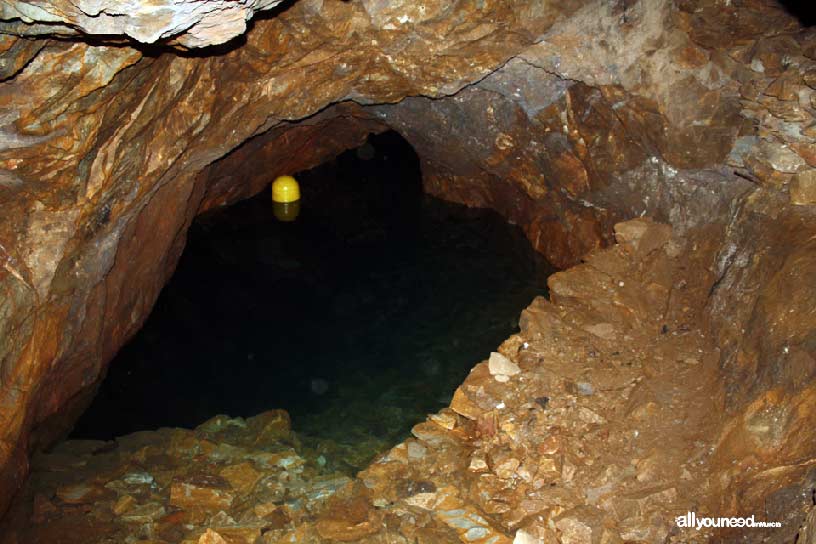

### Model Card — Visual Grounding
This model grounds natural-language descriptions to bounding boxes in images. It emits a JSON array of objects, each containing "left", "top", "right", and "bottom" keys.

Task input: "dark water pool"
[{"left": 70, "top": 131, "right": 552, "bottom": 469}]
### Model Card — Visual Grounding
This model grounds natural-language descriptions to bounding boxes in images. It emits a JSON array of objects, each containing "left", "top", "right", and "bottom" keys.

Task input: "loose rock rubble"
[
  {"left": 1, "top": 410, "right": 361, "bottom": 544},
  {"left": 7, "top": 218, "right": 806, "bottom": 543}
]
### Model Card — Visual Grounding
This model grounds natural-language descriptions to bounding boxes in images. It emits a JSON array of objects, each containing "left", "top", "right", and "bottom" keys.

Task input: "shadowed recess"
[{"left": 69, "top": 131, "right": 553, "bottom": 471}]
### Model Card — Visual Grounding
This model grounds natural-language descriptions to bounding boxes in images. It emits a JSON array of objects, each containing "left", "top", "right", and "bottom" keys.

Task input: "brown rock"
[
  {"left": 54, "top": 482, "right": 110, "bottom": 505},
  {"left": 31, "top": 493, "right": 57, "bottom": 523},
  {"left": 583, "top": 323, "right": 617, "bottom": 341},
  {"left": 613, "top": 219, "right": 672, "bottom": 256},
  {"left": 672, "top": 44, "right": 709, "bottom": 69},
  {"left": 797, "top": 506, "right": 816, "bottom": 544},
  {"left": 488, "top": 352, "right": 521, "bottom": 381},
  {"left": 428, "top": 410, "right": 457, "bottom": 431},
  {"left": 791, "top": 143, "right": 816, "bottom": 168},
  {"left": 219, "top": 463, "right": 262, "bottom": 495},
  {"left": 494, "top": 458, "right": 521, "bottom": 480},
  {"left": 246, "top": 410, "right": 291, "bottom": 445},
  {"left": 764, "top": 75, "right": 799, "bottom": 101},
  {"left": 120, "top": 502, "right": 167, "bottom": 524},
  {"left": 451, "top": 388, "right": 484, "bottom": 420},
  {"left": 169, "top": 475, "right": 234, "bottom": 511},
  {"left": 804, "top": 70, "right": 816, "bottom": 90},
  {"left": 199, "top": 529, "right": 229, "bottom": 544},
  {"left": 555, "top": 506, "right": 606, "bottom": 544},
  {"left": 791, "top": 170, "right": 816, "bottom": 205},
  {"left": 112, "top": 494, "right": 136, "bottom": 516},
  {"left": 315, "top": 497, "right": 380, "bottom": 542},
  {"left": 212, "top": 525, "right": 264, "bottom": 543}
]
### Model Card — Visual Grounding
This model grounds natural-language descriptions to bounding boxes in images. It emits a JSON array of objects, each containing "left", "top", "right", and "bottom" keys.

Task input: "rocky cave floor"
[{"left": 3, "top": 219, "right": 797, "bottom": 544}]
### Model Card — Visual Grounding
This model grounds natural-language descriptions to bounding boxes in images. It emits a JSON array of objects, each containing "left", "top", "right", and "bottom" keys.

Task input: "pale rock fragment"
[
  {"left": 488, "top": 351, "right": 521, "bottom": 382},
  {"left": 469, "top": 454, "right": 489, "bottom": 473},
  {"left": 55, "top": 482, "right": 98, "bottom": 504},
  {"left": 555, "top": 516, "right": 593, "bottom": 544},
  {"left": 199, "top": 529, "right": 228, "bottom": 544},
  {"left": 514, "top": 529, "right": 544, "bottom": 544},
  {"left": 578, "top": 407, "right": 606, "bottom": 425},
  {"left": 404, "top": 491, "right": 438, "bottom": 510},
  {"left": 120, "top": 502, "right": 166, "bottom": 524},
  {"left": 614, "top": 219, "right": 672, "bottom": 256},
  {"left": 494, "top": 458, "right": 521, "bottom": 479},
  {"left": 429, "top": 411, "right": 457, "bottom": 430},
  {"left": 112, "top": 494, "right": 136, "bottom": 516},
  {"left": 584, "top": 323, "right": 616, "bottom": 340}
]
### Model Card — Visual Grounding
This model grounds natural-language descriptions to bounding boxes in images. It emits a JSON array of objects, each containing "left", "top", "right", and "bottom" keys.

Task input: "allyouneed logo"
[{"left": 676, "top": 512, "right": 782, "bottom": 530}]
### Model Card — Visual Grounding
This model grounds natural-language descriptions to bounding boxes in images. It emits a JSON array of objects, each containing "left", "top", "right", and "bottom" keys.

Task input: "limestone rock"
[
  {"left": 488, "top": 352, "right": 521, "bottom": 380},
  {"left": 757, "top": 140, "right": 807, "bottom": 173}
]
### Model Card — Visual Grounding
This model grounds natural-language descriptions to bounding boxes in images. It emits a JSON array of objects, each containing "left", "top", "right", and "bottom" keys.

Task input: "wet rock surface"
[{"left": 1, "top": 410, "right": 360, "bottom": 544}]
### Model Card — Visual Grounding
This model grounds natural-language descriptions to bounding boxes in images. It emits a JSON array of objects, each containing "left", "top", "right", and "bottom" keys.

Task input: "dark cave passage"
[{"left": 69, "top": 131, "right": 553, "bottom": 470}]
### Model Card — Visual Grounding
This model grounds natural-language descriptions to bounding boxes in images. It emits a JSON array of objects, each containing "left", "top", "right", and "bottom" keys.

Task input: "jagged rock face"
[
  {"left": 0, "top": 0, "right": 287, "bottom": 48},
  {"left": 0, "top": 0, "right": 815, "bottom": 536},
  {"left": 0, "top": 0, "right": 579, "bottom": 516}
]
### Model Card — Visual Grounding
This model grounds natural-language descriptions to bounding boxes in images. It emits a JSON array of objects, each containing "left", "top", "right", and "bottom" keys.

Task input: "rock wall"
[
  {"left": 0, "top": 0, "right": 574, "bottom": 516},
  {"left": 0, "top": 0, "right": 815, "bottom": 532},
  {"left": 0, "top": 0, "right": 288, "bottom": 48}
]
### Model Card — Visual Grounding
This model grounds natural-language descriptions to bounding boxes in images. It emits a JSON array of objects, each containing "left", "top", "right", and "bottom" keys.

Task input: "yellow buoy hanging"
[
  {"left": 271, "top": 175, "right": 301, "bottom": 222},
  {"left": 271, "top": 175, "right": 301, "bottom": 203}
]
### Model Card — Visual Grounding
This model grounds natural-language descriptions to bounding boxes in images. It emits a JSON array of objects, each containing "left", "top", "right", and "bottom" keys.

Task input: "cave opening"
[
  {"left": 68, "top": 130, "right": 553, "bottom": 471},
  {"left": 5, "top": 0, "right": 816, "bottom": 538}
]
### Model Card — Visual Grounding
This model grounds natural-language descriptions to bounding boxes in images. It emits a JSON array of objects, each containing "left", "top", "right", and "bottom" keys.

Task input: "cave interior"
[{"left": 1, "top": 0, "right": 816, "bottom": 543}]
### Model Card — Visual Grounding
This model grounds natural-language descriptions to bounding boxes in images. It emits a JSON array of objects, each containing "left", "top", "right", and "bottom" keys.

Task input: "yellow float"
[{"left": 271, "top": 175, "right": 301, "bottom": 222}]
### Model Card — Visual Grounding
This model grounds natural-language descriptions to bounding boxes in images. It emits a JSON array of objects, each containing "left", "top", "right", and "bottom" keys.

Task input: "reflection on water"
[{"left": 71, "top": 131, "right": 552, "bottom": 471}]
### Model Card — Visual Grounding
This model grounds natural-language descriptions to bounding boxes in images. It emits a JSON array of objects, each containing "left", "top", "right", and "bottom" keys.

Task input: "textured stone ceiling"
[{"left": 0, "top": 0, "right": 286, "bottom": 47}]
